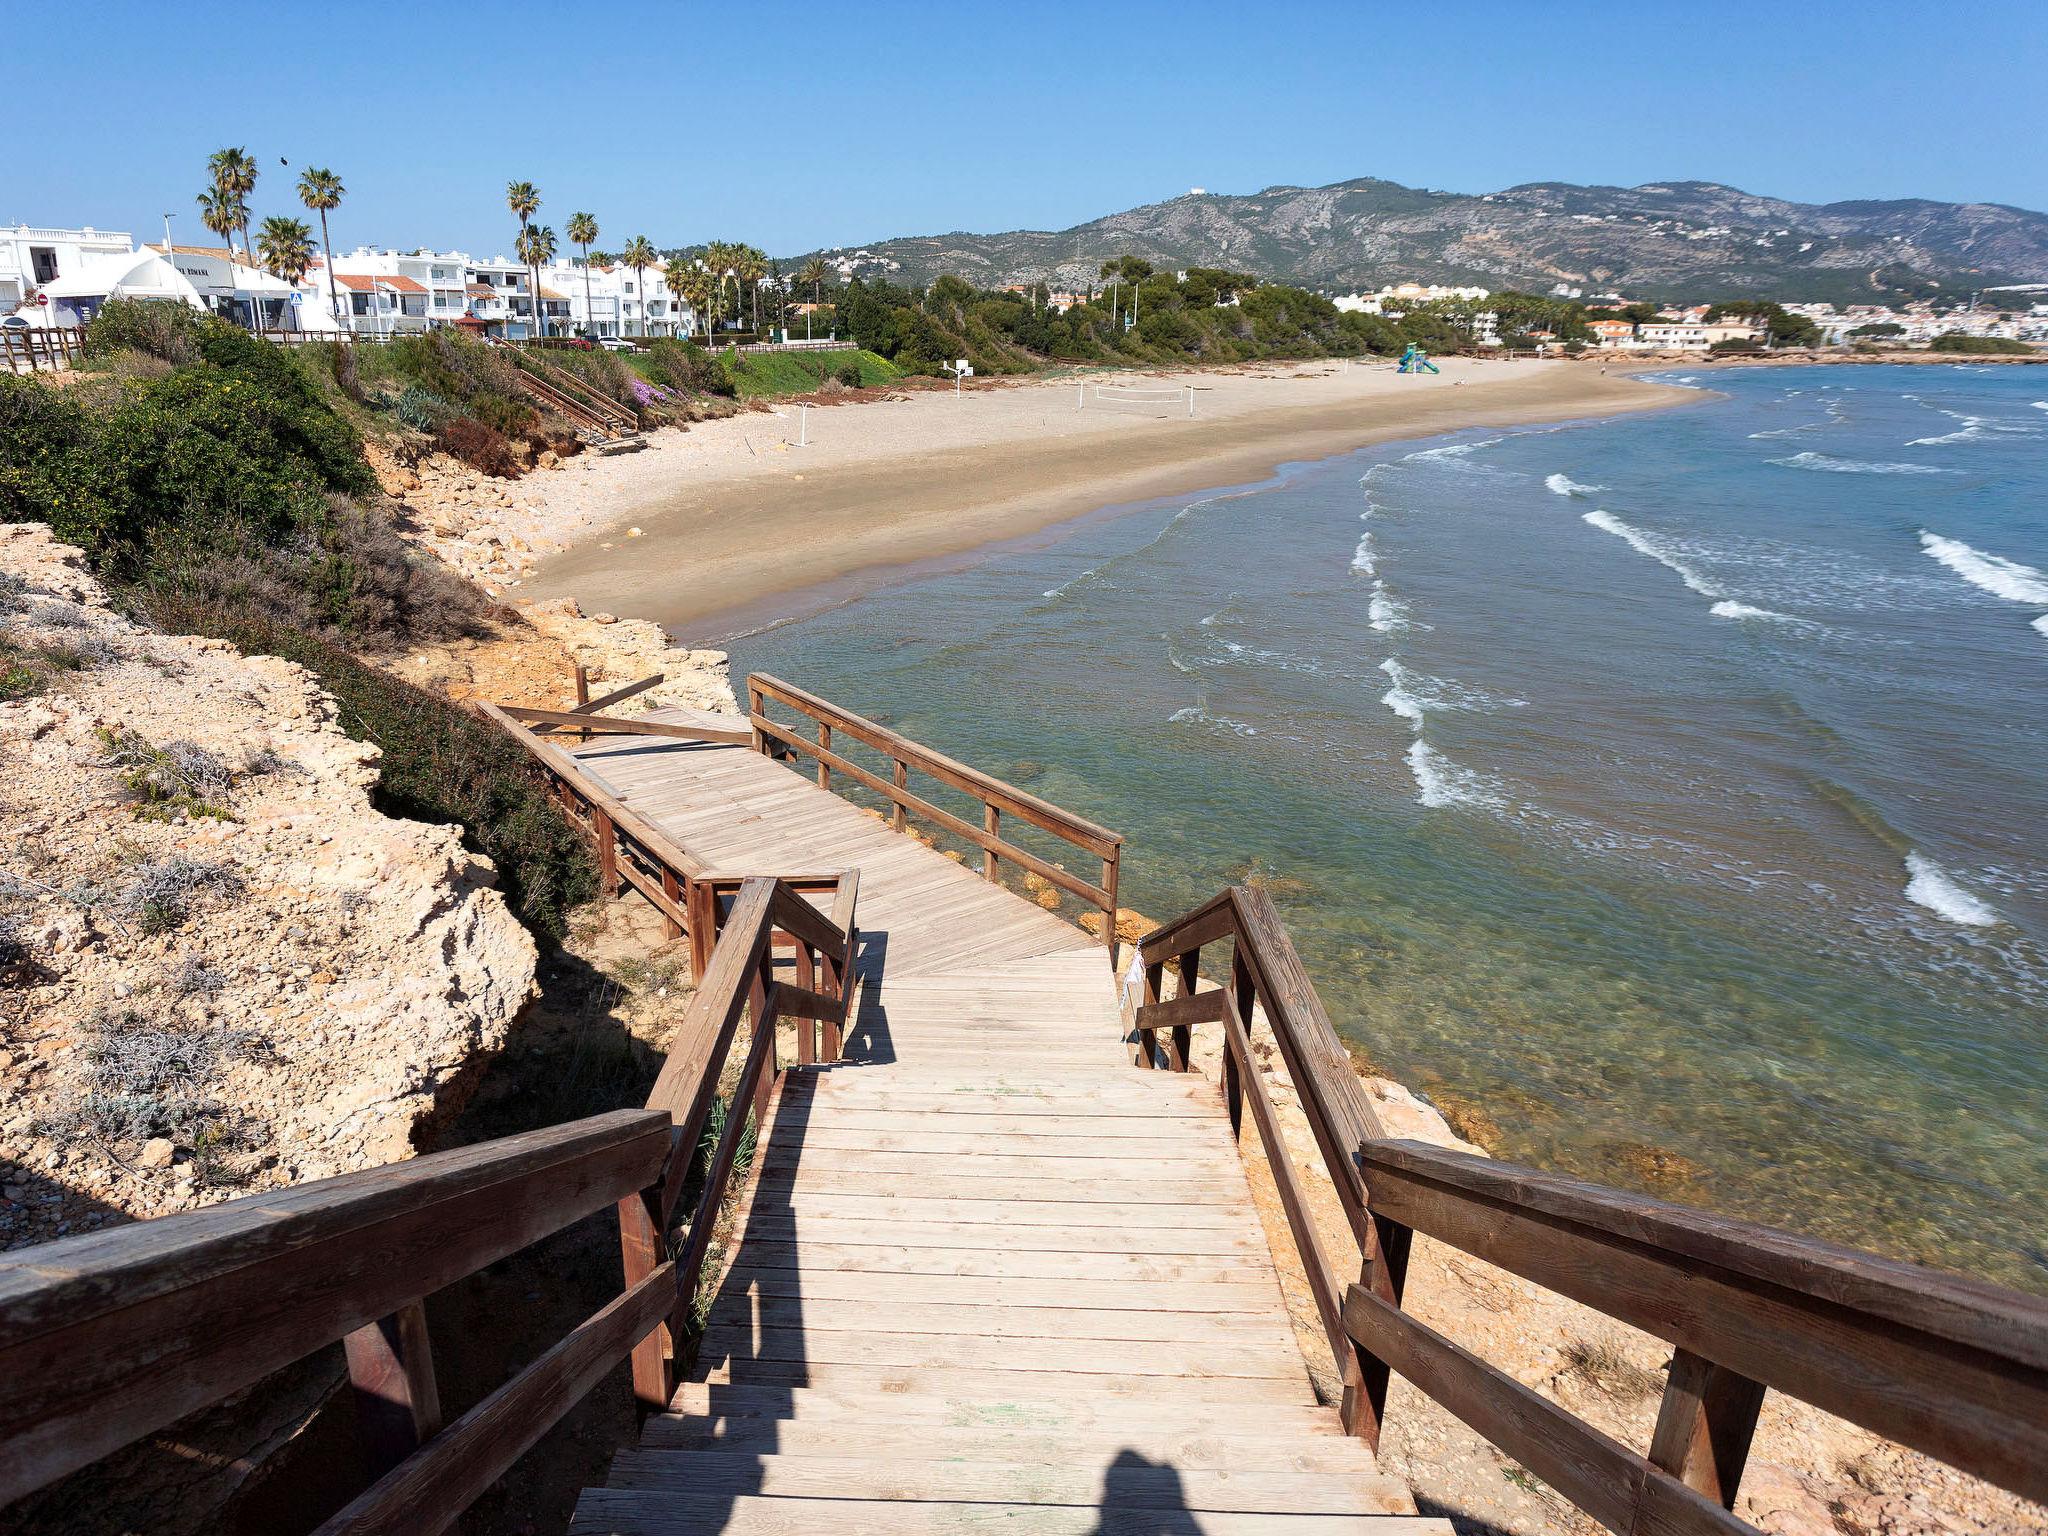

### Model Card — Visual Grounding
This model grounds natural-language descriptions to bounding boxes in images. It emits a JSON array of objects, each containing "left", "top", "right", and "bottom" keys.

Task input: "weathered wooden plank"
[
  {"left": 1341, "top": 1284, "right": 1748, "bottom": 1536},
  {"left": 311, "top": 1262, "right": 676, "bottom": 1536},
  {"left": 724, "top": 1216, "right": 1262, "bottom": 1257},
  {"left": 710, "top": 1267, "right": 1280, "bottom": 1312},
  {"left": 721, "top": 1243, "right": 1281, "bottom": 1283},
  {"left": 606, "top": 1449, "right": 1405, "bottom": 1515},
  {"left": 502, "top": 704, "right": 752, "bottom": 745},
  {"left": 639, "top": 1416, "right": 1376, "bottom": 1471},
  {"left": 694, "top": 1358, "right": 1319, "bottom": 1404},
  {"left": 571, "top": 1490, "right": 1450, "bottom": 1536},
  {"left": 744, "top": 1193, "right": 1250, "bottom": 1230},
  {"left": 0, "top": 1111, "right": 668, "bottom": 1507},
  {"left": 703, "top": 1294, "right": 1297, "bottom": 1345},
  {"left": 663, "top": 1380, "right": 1338, "bottom": 1431}
]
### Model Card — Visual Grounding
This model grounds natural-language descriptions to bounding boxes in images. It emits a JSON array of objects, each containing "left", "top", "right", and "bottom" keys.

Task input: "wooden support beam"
[
  {"left": 1649, "top": 1349, "right": 1765, "bottom": 1509},
  {"left": 343, "top": 1301, "right": 442, "bottom": 1477}
]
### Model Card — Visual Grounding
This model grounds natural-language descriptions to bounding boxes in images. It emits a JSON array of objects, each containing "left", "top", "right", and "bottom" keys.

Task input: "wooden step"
[
  {"left": 745, "top": 1169, "right": 1248, "bottom": 1204},
  {"left": 722, "top": 1242, "right": 1282, "bottom": 1283},
  {"left": 739, "top": 1194, "right": 1252, "bottom": 1230},
  {"left": 697, "top": 1326, "right": 1309, "bottom": 1380},
  {"left": 690, "top": 1361, "right": 1319, "bottom": 1404},
  {"left": 665, "top": 1382, "right": 1344, "bottom": 1433},
  {"left": 641, "top": 1416, "right": 1379, "bottom": 1473},
  {"left": 571, "top": 1489, "right": 1451, "bottom": 1535},
  {"left": 724, "top": 1216, "right": 1264, "bottom": 1256},
  {"left": 605, "top": 1449, "right": 1413, "bottom": 1516},
  {"left": 665, "top": 1424, "right": 1365, "bottom": 1470},
  {"left": 704, "top": 1294, "right": 1286, "bottom": 1343},
  {"left": 703, "top": 1293, "right": 1299, "bottom": 1345}
]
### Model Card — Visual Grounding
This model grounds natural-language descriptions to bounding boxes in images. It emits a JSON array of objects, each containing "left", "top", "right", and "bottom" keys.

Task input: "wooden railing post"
[
  {"left": 616, "top": 1186, "right": 673, "bottom": 1410},
  {"left": 1102, "top": 849, "right": 1120, "bottom": 967},
  {"left": 1341, "top": 1209, "right": 1411, "bottom": 1448},
  {"left": 794, "top": 943, "right": 818, "bottom": 1065},
  {"left": 686, "top": 879, "right": 718, "bottom": 982},
  {"left": 891, "top": 758, "right": 908, "bottom": 831},
  {"left": 1223, "top": 949, "right": 1252, "bottom": 1137},
  {"left": 659, "top": 866, "right": 684, "bottom": 941},
  {"left": 1170, "top": 948, "right": 1199, "bottom": 1072},
  {"left": 592, "top": 804, "right": 619, "bottom": 895},
  {"left": 747, "top": 683, "right": 767, "bottom": 755},
  {"left": 983, "top": 804, "right": 1000, "bottom": 881},
  {"left": 816, "top": 720, "right": 832, "bottom": 791},
  {"left": 1647, "top": 1349, "right": 1765, "bottom": 1510},
  {"left": 748, "top": 962, "right": 776, "bottom": 1127},
  {"left": 343, "top": 1300, "right": 443, "bottom": 1477}
]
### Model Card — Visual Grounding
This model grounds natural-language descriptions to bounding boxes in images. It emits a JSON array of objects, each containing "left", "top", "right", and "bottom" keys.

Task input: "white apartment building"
[
  {"left": 0, "top": 224, "right": 134, "bottom": 312},
  {"left": 1332, "top": 282, "right": 1491, "bottom": 316}
]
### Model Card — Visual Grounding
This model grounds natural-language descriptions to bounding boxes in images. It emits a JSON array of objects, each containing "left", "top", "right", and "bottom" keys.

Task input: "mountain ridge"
[{"left": 787, "top": 175, "right": 2048, "bottom": 305}]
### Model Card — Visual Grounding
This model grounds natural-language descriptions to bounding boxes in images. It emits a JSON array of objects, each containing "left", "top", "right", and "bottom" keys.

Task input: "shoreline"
[{"left": 511, "top": 359, "right": 1695, "bottom": 643}]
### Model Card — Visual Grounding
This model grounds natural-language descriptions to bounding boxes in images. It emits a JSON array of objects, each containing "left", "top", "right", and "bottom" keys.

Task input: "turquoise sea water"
[{"left": 730, "top": 366, "right": 2048, "bottom": 1289}]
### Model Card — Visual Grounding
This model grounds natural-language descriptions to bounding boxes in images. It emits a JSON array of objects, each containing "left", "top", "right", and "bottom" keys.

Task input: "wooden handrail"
[
  {"left": 479, "top": 698, "right": 857, "bottom": 992},
  {"left": 0, "top": 870, "right": 853, "bottom": 1527},
  {"left": 1132, "top": 885, "right": 2048, "bottom": 1531},
  {"left": 1349, "top": 1139, "right": 2048, "bottom": 1510},
  {"left": 0, "top": 1111, "right": 670, "bottom": 1508},
  {"left": 748, "top": 672, "right": 1123, "bottom": 958}
]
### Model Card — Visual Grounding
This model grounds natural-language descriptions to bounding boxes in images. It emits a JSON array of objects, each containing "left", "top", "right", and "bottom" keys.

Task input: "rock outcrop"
[{"left": 0, "top": 523, "right": 537, "bottom": 1246}]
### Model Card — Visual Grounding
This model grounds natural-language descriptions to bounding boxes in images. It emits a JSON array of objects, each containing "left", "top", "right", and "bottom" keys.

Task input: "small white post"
[
  {"left": 1078, "top": 379, "right": 1086, "bottom": 411},
  {"left": 796, "top": 402, "right": 809, "bottom": 447},
  {"left": 1187, "top": 386, "right": 1195, "bottom": 419}
]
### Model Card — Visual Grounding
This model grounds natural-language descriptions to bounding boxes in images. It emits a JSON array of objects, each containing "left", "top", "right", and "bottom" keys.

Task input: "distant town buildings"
[{"left": 6, "top": 219, "right": 2046, "bottom": 353}]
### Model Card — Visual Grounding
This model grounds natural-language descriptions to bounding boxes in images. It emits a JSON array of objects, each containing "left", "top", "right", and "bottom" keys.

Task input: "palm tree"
[
  {"left": 256, "top": 216, "right": 316, "bottom": 332},
  {"left": 518, "top": 225, "right": 558, "bottom": 336},
  {"left": 506, "top": 180, "right": 540, "bottom": 335},
  {"left": 296, "top": 167, "right": 346, "bottom": 336},
  {"left": 207, "top": 146, "right": 259, "bottom": 263},
  {"left": 669, "top": 263, "right": 700, "bottom": 340},
  {"left": 798, "top": 256, "right": 829, "bottom": 341},
  {"left": 620, "top": 235, "right": 657, "bottom": 339},
  {"left": 735, "top": 245, "right": 766, "bottom": 335},
  {"left": 663, "top": 258, "right": 693, "bottom": 339},
  {"left": 566, "top": 211, "right": 599, "bottom": 338},
  {"left": 702, "top": 240, "right": 739, "bottom": 336}
]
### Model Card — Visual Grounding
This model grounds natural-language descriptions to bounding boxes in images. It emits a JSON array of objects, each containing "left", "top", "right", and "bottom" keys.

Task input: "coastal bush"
[
  {"left": 435, "top": 415, "right": 520, "bottom": 478},
  {"left": 1929, "top": 333, "right": 2032, "bottom": 355},
  {"left": 79, "top": 298, "right": 205, "bottom": 367},
  {"left": 642, "top": 338, "right": 736, "bottom": 397},
  {"left": 393, "top": 385, "right": 450, "bottom": 431},
  {"left": 833, "top": 359, "right": 864, "bottom": 388}
]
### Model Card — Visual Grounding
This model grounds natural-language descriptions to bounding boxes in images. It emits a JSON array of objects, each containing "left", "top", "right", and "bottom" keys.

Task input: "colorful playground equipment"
[{"left": 1397, "top": 342, "right": 1440, "bottom": 375}]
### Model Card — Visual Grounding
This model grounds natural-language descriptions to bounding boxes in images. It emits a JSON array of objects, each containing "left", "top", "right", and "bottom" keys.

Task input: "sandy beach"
[{"left": 515, "top": 358, "right": 1693, "bottom": 640}]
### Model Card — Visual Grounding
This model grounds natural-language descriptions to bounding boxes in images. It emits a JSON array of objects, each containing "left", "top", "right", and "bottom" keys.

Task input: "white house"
[{"left": 0, "top": 225, "right": 134, "bottom": 313}]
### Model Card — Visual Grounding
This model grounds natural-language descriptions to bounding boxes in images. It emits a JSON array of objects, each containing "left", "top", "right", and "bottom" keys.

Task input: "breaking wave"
[
  {"left": 1367, "top": 584, "right": 1410, "bottom": 633},
  {"left": 1904, "top": 853, "right": 2000, "bottom": 927},
  {"left": 1545, "top": 473, "right": 1601, "bottom": 497},
  {"left": 1351, "top": 530, "right": 1377, "bottom": 575},
  {"left": 1168, "top": 705, "right": 1259, "bottom": 737},
  {"left": 1582, "top": 510, "right": 1721, "bottom": 598},
  {"left": 1918, "top": 532, "right": 2048, "bottom": 606},
  {"left": 1378, "top": 659, "right": 1523, "bottom": 732},
  {"left": 1768, "top": 451, "right": 1949, "bottom": 475},
  {"left": 1405, "top": 740, "right": 1506, "bottom": 810},
  {"left": 1710, "top": 600, "right": 1801, "bottom": 624}
]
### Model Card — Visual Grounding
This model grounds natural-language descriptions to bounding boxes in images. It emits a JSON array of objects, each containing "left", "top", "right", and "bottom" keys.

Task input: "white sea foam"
[
  {"left": 1709, "top": 600, "right": 1801, "bottom": 624},
  {"left": 1918, "top": 532, "right": 2048, "bottom": 605},
  {"left": 1351, "top": 531, "right": 1377, "bottom": 575},
  {"left": 1378, "top": 659, "right": 1430, "bottom": 730},
  {"left": 1168, "top": 705, "right": 1258, "bottom": 737},
  {"left": 2035, "top": 614, "right": 2048, "bottom": 639},
  {"left": 1545, "top": 473, "right": 1601, "bottom": 497},
  {"left": 1405, "top": 741, "right": 1506, "bottom": 810},
  {"left": 1582, "top": 510, "right": 1722, "bottom": 598},
  {"left": 1367, "top": 584, "right": 1410, "bottom": 633},
  {"left": 1903, "top": 853, "right": 2000, "bottom": 927},
  {"left": 1907, "top": 407, "right": 2042, "bottom": 447},
  {"left": 1769, "top": 451, "right": 1949, "bottom": 475}
]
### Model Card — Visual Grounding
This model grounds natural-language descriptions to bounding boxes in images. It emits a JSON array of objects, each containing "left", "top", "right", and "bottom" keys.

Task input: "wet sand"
[{"left": 521, "top": 358, "right": 1693, "bottom": 641}]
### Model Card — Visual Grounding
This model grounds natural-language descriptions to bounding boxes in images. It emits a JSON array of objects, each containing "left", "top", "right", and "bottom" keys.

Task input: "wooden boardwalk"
[{"left": 563, "top": 712, "right": 1437, "bottom": 1534}]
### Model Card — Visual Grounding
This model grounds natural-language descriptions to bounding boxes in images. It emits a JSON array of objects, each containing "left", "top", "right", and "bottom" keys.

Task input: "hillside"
[{"left": 792, "top": 175, "right": 2048, "bottom": 304}]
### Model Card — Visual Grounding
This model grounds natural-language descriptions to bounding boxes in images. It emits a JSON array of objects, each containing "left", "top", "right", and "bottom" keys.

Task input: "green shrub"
[
  {"left": 80, "top": 298, "right": 206, "bottom": 367},
  {"left": 394, "top": 386, "right": 449, "bottom": 431},
  {"left": 833, "top": 360, "right": 865, "bottom": 388},
  {"left": 1929, "top": 333, "right": 2033, "bottom": 355},
  {"left": 642, "top": 339, "right": 736, "bottom": 397}
]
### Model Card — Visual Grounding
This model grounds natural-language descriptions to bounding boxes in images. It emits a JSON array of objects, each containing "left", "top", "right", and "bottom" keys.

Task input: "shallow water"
[{"left": 734, "top": 365, "right": 2048, "bottom": 1290}]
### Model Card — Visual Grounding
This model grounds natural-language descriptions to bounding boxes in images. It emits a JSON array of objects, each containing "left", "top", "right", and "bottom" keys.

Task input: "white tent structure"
[{"left": 32, "top": 249, "right": 202, "bottom": 328}]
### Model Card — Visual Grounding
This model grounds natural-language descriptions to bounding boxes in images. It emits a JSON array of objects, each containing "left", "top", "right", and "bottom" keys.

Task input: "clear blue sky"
[{"left": 19, "top": 0, "right": 2045, "bottom": 259}]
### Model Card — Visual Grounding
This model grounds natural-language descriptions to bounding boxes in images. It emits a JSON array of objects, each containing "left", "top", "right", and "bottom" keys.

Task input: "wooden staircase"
[{"left": 568, "top": 959, "right": 1438, "bottom": 1535}]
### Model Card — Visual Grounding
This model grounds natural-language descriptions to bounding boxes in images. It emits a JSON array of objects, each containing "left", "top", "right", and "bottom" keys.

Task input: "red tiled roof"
[{"left": 332, "top": 272, "right": 429, "bottom": 294}]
